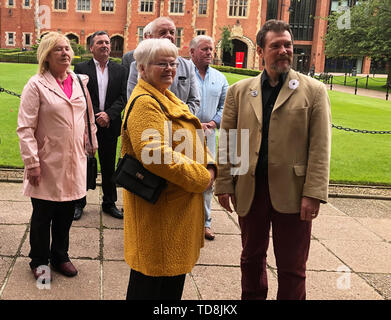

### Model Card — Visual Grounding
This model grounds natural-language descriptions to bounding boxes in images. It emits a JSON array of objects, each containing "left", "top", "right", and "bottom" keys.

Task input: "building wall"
[{"left": 1, "top": 0, "right": 338, "bottom": 73}]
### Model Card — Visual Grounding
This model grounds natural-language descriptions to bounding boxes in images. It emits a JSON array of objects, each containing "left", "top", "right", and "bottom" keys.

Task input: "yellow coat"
[{"left": 122, "top": 79, "right": 212, "bottom": 276}]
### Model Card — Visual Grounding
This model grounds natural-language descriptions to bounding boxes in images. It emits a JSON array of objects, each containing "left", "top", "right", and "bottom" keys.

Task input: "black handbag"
[
  {"left": 112, "top": 94, "right": 167, "bottom": 204},
  {"left": 77, "top": 74, "right": 97, "bottom": 190}
]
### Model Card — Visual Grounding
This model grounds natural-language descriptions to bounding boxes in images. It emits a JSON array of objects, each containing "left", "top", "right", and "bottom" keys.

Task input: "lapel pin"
[
  {"left": 288, "top": 79, "right": 299, "bottom": 90},
  {"left": 251, "top": 90, "right": 258, "bottom": 97}
]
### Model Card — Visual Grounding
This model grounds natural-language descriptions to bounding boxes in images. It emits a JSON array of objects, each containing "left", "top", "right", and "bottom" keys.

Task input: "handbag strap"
[
  {"left": 76, "top": 74, "right": 93, "bottom": 146},
  {"left": 122, "top": 94, "right": 167, "bottom": 132},
  {"left": 120, "top": 94, "right": 168, "bottom": 158}
]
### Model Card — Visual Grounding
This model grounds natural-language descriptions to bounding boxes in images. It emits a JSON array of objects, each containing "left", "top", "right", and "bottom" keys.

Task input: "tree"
[
  {"left": 220, "top": 26, "right": 233, "bottom": 56},
  {"left": 324, "top": 0, "right": 391, "bottom": 87}
]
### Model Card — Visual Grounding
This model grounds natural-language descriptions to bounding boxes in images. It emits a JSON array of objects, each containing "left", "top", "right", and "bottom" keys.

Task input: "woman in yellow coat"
[{"left": 121, "top": 38, "right": 216, "bottom": 300}]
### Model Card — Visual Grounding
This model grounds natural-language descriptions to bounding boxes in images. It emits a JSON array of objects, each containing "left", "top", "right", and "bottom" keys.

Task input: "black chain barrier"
[
  {"left": 0, "top": 86, "right": 21, "bottom": 98},
  {"left": 332, "top": 124, "right": 391, "bottom": 134},
  {"left": 1, "top": 86, "right": 390, "bottom": 134}
]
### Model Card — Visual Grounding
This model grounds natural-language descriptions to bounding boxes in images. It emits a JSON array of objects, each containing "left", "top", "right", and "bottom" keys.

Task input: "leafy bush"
[{"left": 211, "top": 65, "right": 261, "bottom": 76}]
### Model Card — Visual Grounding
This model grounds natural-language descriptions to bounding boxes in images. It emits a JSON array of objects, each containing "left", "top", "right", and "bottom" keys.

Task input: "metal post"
[
  {"left": 366, "top": 75, "right": 369, "bottom": 89},
  {"left": 386, "top": 85, "right": 389, "bottom": 101},
  {"left": 344, "top": 73, "right": 347, "bottom": 86},
  {"left": 330, "top": 75, "right": 333, "bottom": 91},
  {"left": 355, "top": 78, "right": 358, "bottom": 95}
]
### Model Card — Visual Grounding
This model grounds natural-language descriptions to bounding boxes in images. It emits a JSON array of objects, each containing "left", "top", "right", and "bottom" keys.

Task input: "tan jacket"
[
  {"left": 17, "top": 71, "right": 98, "bottom": 201},
  {"left": 122, "top": 79, "right": 213, "bottom": 276},
  {"left": 214, "top": 69, "right": 331, "bottom": 216}
]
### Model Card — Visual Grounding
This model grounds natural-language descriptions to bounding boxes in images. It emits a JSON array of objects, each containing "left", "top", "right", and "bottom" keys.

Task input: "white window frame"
[
  {"left": 101, "top": 0, "right": 115, "bottom": 12},
  {"left": 6, "top": 32, "right": 16, "bottom": 46},
  {"left": 139, "top": 0, "right": 154, "bottom": 13},
  {"left": 176, "top": 28, "right": 183, "bottom": 48},
  {"left": 170, "top": 0, "right": 185, "bottom": 14},
  {"left": 76, "top": 0, "right": 91, "bottom": 12},
  {"left": 228, "top": 0, "right": 248, "bottom": 17},
  {"left": 23, "top": 32, "right": 33, "bottom": 47}
]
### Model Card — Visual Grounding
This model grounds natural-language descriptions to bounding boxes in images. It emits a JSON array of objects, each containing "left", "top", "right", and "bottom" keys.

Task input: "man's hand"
[
  {"left": 217, "top": 193, "right": 236, "bottom": 213},
  {"left": 205, "top": 167, "right": 216, "bottom": 191},
  {"left": 300, "top": 196, "right": 320, "bottom": 221},
  {"left": 201, "top": 121, "right": 217, "bottom": 136},
  {"left": 27, "top": 167, "right": 41, "bottom": 187},
  {"left": 95, "top": 112, "right": 110, "bottom": 128}
]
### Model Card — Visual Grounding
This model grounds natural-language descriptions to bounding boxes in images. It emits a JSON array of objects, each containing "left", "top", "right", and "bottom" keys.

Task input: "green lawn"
[{"left": 1, "top": 62, "right": 391, "bottom": 185}]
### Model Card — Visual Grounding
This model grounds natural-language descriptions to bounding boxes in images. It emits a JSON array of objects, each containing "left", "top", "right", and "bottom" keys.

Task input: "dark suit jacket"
[{"left": 74, "top": 59, "right": 127, "bottom": 137}]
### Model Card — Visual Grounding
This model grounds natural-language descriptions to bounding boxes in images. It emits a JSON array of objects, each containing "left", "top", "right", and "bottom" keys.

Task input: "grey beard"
[{"left": 271, "top": 63, "right": 291, "bottom": 74}]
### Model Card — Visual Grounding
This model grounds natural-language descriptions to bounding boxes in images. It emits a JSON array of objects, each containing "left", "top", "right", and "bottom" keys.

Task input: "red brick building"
[{"left": 0, "top": 0, "right": 372, "bottom": 73}]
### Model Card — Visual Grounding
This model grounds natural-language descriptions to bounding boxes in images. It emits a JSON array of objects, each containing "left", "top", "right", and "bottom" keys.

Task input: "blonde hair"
[
  {"left": 134, "top": 38, "right": 178, "bottom": 73},
  {"left": 37, "top": 32, "right": 74, "bottom": 74}
]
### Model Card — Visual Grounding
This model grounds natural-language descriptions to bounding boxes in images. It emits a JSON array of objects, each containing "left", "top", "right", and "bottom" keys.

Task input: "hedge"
[
  {"left": 0, "top": 52, "right": 122, "bottom": 65},
  {"left": 211, "top": 65, "right": 261, "bottom": 76}
]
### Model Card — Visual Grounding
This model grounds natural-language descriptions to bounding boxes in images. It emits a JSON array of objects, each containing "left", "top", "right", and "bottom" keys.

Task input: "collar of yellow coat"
[{"left": 134, "top": 78, "right": 200, "bottom": 123}]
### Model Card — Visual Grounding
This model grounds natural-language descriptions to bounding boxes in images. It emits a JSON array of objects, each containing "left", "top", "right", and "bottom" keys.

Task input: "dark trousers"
[
  {"left": 238, "top": 174, "right": 312, "bottom": 300},
  {"left": 75, "top": 127, "right": 118, "bottom": 209},
  {"left": 126, "top": 269, "right": 186, "bottom": 300},
  {"left": 29, "top": 198, "right": 75, "bottom": 269}
]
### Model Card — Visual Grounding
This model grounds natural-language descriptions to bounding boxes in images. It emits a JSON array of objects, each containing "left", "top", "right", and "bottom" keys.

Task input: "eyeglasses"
[{"left": 152, "top": 62, "right": 179, "bottom": 69}]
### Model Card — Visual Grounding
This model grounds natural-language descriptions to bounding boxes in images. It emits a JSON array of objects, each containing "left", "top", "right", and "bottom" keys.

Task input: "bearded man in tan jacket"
[{"left": 215, "top": 20, "right": 331, "bottom": 300}]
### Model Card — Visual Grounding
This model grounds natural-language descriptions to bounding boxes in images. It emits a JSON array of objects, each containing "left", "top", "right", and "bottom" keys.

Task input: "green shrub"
[{"left": 211, "top": 65, "right": 261, "bottom": 76}]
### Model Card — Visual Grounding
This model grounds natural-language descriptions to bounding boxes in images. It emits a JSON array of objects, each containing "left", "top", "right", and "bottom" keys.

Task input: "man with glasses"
[{"left": 127, "top": 17, "right": 200, "bottom": 115}]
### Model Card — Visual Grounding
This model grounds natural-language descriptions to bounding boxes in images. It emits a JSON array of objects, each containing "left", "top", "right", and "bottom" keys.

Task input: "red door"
[{"left": 235, "top": 52, "right": 244, "bottom": 68}]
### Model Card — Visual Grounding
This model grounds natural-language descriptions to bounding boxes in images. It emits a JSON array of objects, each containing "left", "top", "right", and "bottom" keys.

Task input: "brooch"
[{"left": 288, "top": 79, "right": 299, "bottom": 90}]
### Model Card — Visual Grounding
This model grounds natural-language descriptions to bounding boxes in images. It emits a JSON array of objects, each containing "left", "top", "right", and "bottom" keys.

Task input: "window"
[
  {"left": 23, "top": 0, "right": 31, "bottom": 7},
  {"left": 266, "top": 0, "right": 278, "bottom": 20},
  {"left": 140, "top": 0, "right": 154, "bottom": 12},
  {"left": 24, "top": 33, "right": 32, "bottom": 46},
  {"left": 6, "top": 32, "right": 15, "bottom": 46},
  {"left": 77, "top": 0, "right": 91, "bottom": 11},
  {"left": 138, "top": 27, "right": 144, "bottom": 43},
  {"left": 198, "top": 0, "right": 207, "bottom": 15},
  {"left": 196, "top": 30, "right": 206, "bottom": 36},
  {"left": 289, "top": 0, "right": 316, "bottom": 41},
  {"left": 54, "top": 0, "right": 67, "bottom": 10},
  {"left": 101, "top": 0, "right": 114, "bottom": 12},
  {"left": 176, "top": 28, "right": 183, "bottom": 48},
  {"left": 170, "top": 0, "right": 184, "bottom": 14},
  {"left": 8, "top": 0, "right": 14, "bottom": 6},
  {"left": 229, "top": 0, "right": 248, "bottom": 17}
]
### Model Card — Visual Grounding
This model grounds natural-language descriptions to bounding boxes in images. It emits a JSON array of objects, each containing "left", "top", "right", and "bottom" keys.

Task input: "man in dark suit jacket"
[{"left": 73, "top": 31, "right": 127, "bottom": 220}]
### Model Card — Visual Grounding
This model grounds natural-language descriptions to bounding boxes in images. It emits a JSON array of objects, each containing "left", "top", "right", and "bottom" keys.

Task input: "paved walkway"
[
  {"left": 328, "top": 83, "right": 389, "bottom": 101},
  {"left": 0, "top": 181, "right": 390, "bottom": 300}
]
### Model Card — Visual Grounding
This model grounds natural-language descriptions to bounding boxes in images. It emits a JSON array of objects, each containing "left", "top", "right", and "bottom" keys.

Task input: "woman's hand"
[{"left": 27, "top": 167, "right": 41, "bottom": 186}]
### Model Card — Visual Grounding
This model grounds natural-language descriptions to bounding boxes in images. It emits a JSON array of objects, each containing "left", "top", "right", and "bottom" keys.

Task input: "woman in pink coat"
[{"left": 17, "top": 32, "right": 98, "bottom": 282}]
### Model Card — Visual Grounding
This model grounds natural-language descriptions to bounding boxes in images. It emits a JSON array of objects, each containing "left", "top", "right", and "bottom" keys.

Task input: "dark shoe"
[
  {"left": 73, "top": 206, "right": 83, "bottom": 220},
  {"left": 32, "top": 265, "right": 52, "bottom": 283},
  {"left": 205, "top": 227, "right": 215, "bottom": 240},
  {"left": 51, "top": 261, "right": 78, "bottom": 277},
  {"left": 102, "top": 205, "right": 123, "bottom": 219}
]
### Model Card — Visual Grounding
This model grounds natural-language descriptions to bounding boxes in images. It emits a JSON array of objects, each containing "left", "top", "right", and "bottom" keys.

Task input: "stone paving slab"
[{"left": 0, "top": 181, "right": 390, "bottom": 300}]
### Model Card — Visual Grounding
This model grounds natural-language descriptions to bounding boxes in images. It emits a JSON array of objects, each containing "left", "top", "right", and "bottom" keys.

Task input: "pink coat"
[{"left": 17, "top": 71, "right": 98, "bottom": 201}]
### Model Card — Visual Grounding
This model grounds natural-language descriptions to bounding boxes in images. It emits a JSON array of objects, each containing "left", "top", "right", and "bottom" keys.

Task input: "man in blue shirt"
[{"left": 190, "top": 35, "right": 229, "bottom": 240}]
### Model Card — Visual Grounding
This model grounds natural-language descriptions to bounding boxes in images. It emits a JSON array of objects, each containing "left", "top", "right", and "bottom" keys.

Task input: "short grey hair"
[
  {"left": 190, "top": 35, "right": 214, "bottom": 50},
  {"left": 149, "top": 16, "right": 176, "bottom": 35},
  {"left": 143, "top": 22, "right": 153, "bottom": 39},
  {"left": 134, "top": 38, "right": 178, "bottom": 73}
]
